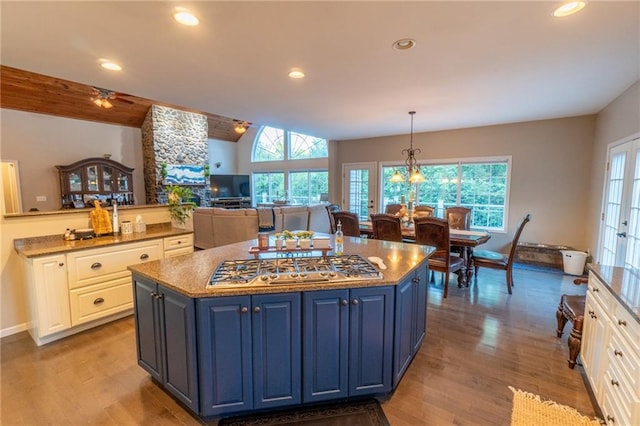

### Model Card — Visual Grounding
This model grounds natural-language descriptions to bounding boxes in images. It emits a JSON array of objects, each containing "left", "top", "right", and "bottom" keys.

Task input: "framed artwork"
[{"left": 165, "top": 164, "right": 205, "bottom": 185}]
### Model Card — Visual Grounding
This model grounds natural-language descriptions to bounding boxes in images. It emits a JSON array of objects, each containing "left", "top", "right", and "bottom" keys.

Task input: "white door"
[
  {"left": 342, "top": 163, "right": 377, "bottom": 221},
  {"left": 598, "top": 135, "right": 640, "bottom": 268}
]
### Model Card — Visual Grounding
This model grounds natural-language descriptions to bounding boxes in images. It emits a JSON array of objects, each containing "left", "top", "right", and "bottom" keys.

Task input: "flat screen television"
[{"left": 210, "top": 174, "right": 251, "bottom": 199}]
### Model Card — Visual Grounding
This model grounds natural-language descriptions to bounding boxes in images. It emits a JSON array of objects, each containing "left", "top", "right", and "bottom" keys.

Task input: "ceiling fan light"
[
  {"left": 102, "top": 100, "right": 113, "bottom": 109},
  {"left": 100, "top": 62, "right": 122, "bottom": 71},
  {"left": 93, "top": 98, "right": 103, "bottom": 107}
]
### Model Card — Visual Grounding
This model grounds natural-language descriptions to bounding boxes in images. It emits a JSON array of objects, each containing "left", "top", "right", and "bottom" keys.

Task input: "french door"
[
  {"left": 342, "top": 163, "right": 377, "bottom": 221},
  {"left": 598, "top": 134, "right": 640, "bottom": 269}
]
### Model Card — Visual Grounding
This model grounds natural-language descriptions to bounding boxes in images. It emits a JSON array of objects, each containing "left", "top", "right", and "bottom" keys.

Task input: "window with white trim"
[{"left": 382, "top": 157, "right": 511, "bottom": 231}]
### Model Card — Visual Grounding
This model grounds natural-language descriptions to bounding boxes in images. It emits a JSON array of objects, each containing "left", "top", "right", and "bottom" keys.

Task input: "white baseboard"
[{"left": 1, "top": 322, "right": 28, "bottom": 339}]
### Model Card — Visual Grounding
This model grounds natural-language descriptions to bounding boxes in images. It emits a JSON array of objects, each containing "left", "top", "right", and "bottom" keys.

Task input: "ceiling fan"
[{"left": 90, "top": 87, "right": 134, "bottom": 109}]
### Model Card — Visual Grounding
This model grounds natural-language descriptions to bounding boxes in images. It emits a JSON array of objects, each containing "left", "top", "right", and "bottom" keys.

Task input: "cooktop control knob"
[
  {"left": 329, "top": 271, "right": 337, "bottom": 278},
  {"left": 260, "top": 275, "right": 269, "bottom": 281},
  {"left": 299, "top": 272, "right": 308, "bottom": 278},
  {"left": 290, "top": 272, "right": 299, "bottom": 278},
  {"left": 270, "top": 273, "right": 278, "bottom": 279}
]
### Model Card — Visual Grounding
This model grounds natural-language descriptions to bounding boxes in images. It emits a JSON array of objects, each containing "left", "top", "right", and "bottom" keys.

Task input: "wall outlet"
[{"left": 36, "top": 195, "right": 46, "bottom": 202}]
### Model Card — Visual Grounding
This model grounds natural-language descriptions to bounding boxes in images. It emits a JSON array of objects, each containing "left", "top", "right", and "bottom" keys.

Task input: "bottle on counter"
[
  {"left": 335, "top": 220, "right": 344, "bottom": 256},
  {"left": 112, "top": 201, "right": 119, "bottom": 234}
]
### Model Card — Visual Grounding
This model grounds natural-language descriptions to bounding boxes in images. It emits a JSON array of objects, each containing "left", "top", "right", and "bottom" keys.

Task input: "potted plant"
[
  {"left": 167, "top": 184, "right": 196, "bottom": 226},
  {"left": 296, "top": 230, "right": 314, "bottom": 249},
  {"left": 282, "top": 230, "right": 298, "bottom": 250},
  {"left": 274, "top": 232, "right": 283, "bottom": 250},
  {"left": 203, "top": 163, "right": 210, "bottom": 180},
  {"left": 159, "top": 162, "right": 168, "bottom": 185}
]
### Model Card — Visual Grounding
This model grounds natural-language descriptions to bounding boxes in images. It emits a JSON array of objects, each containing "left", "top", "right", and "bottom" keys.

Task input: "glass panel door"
[
  {"left": 624, "top": 143, "right": 640, "bottom": 270},
  {"left": 343, "top": 162, "right": 377, "bottom": 221},
  {"left": 69, "top": 171, "right": 82, "bottom": 192},
  {"left": 102, "top": 166, "right": 113, "bottom": 192},
  {"left": 86, "top": 166, "right": 99, "bottom": 192},
  {"left": 118, "top": 173, "right": 130, "bottom": 192}
]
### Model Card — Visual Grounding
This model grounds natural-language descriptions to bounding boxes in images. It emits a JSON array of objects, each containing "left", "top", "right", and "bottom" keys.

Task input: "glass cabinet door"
[
  {"left": 102, "top": 166, "right": 113, "bottom": 192},
  {"left": 118, "top": 173, "right": 130, "bottom": 192},
  {"left": 86, "top": 166, "right": 99, "bottom": 192},
  {"left": 69, "top": 171, "right": 82, "bottom": 192}
]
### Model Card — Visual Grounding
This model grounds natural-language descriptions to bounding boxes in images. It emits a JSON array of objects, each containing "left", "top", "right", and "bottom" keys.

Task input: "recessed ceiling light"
[
  {"left": 393, "top": 38, "right": 416, "bottom": 51},
  {"left": 288, "top": 69, "right": 305, "bottom": 79},
  {"left": 173, "top": 8, "right": 199, "bottom": 26},
  {"left": 98, "top": 59, "right": 122, "bottom": 71},
  {"left": 553, "top": 1, "right": 587, "bottom": 17}
]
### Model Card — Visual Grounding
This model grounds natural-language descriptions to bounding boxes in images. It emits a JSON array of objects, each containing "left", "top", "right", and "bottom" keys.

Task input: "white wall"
[
  {"left": 208, "top": 138, "right": 238, "bottom": 175},
  {"left": 0, "top": 109, "right": 144, "bottom": 212}
]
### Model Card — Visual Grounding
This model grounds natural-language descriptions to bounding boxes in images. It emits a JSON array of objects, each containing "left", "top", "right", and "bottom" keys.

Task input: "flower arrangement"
[
  {"left": 281, "top": 230, "right": 297, "bottom": 240},
  {"left": 295, "top": 230, "right": 314, "bottom": 239}
]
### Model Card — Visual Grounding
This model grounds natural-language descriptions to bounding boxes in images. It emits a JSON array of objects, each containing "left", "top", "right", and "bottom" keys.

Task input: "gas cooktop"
[{"left": 207, "top": 254, "right": 383, "bottom": 287}]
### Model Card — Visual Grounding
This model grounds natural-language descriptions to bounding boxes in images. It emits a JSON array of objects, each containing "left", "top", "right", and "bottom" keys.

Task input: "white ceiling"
[{"left": 2, "top": 1, "right": 639, "bottom": 141}]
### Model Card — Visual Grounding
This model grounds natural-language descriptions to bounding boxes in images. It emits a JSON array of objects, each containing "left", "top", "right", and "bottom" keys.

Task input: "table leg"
[
  {"left": 465, "top": 247, "right": 474, "bottom": 286},
  {"left": 455, "top": 246, "right": 469, "bottom": 288}
]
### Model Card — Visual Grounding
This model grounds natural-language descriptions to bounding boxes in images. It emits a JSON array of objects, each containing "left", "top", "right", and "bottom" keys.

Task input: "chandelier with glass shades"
[{"left": 390, "top": 111, "right": 425, "bottom": 184}]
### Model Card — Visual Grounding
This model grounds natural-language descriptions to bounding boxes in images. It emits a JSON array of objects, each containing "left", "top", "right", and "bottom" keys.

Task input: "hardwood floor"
[{"left": 1, "top": 265, "right": 595, "bottom": 425}]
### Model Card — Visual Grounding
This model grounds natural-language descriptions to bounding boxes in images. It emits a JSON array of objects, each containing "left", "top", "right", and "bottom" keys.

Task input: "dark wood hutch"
[{"left": 56, "top": 157, "right": 134, "bottom": 208}]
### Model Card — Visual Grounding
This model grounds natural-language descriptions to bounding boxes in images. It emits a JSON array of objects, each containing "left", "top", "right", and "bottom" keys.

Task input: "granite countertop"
[
  {"left": 588, "top": 263, "right": 640, "bottom": 322},
  {"left": 14, "top": 223, "right": 193, "bottom": 258},
  {"left": 128, "top": 236, "right": 435, "bottom": 298}
]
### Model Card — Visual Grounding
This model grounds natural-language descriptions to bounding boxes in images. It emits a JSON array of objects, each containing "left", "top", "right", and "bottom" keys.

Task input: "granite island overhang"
[{"left": 128, "top": 236, "right": 435, "bottom": 420}]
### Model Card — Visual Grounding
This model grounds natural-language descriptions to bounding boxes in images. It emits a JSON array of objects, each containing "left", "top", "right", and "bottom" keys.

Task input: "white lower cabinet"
[
  {"left": 23, "top": 234, "right": 192, "bottom": 345},
  {"left": 26, "top": 254, "right": 71, "bottom": 342},
  {"left": 582, "top": 271, "right": 640, "bottom": 425}
]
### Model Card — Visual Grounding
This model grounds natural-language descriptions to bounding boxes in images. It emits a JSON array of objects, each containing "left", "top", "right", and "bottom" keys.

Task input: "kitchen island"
[{"left": 128, "top": 236, "right": 434, "bottom": 419}]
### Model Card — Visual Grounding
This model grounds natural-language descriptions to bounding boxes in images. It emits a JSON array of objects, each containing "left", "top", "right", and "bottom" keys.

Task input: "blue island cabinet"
[
  {"left": 197, "top": 293, "right": 301, "bottom": 417},
  {"left": 133, "top": 276, "right": 199, "bottom": 412},
  {"left": 302, "top": 286, "right": 395, "bottom": 403},
  {"left": 393, "top": 263, "right": 428, "bottom": 386}
]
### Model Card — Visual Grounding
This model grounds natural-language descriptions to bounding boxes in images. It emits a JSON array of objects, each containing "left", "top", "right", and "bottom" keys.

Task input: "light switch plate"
[{"left": 36, "top": 196, "right": 47, "bottom": 202}]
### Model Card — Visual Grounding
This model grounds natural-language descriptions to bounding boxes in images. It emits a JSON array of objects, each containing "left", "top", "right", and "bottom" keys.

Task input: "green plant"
[
  {"left": 167, "top": 184, "right": 196, "bottom": 225},
  {"left": 295, "top": 230, "right": 314, "bottom": 239},
  {"left": 159, "top": 162, "right": 168, "bottom": 184},
  {"left": 281, "top": 230, "right": 296, "bottom": 240},
  {"left": 203, "top": 163, "right": 210, "bottom": 179}
]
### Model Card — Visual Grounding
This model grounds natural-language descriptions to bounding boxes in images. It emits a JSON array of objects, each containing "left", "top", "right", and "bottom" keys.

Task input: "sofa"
[{"left": 193, "top": 204, "right": 334, "bottom": 249}]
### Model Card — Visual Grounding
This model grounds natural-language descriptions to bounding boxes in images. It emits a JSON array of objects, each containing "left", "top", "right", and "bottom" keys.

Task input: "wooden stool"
[{"left": 556, "top": 294, "right": 586, "bottom": 369}]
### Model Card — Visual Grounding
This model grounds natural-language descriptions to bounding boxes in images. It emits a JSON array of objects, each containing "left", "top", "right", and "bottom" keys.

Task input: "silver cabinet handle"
[
  {"left": 253, "top": 306, "right": 261, "bottom": 313},
  {"left": 241, "top": 306, "right": 248, "bottom": 313},
  {"left": 341, "top": 299, "right": 348, "bottom": 306},
  {"left": 351, "top": 299, "right": 359, "bottom": 305}
]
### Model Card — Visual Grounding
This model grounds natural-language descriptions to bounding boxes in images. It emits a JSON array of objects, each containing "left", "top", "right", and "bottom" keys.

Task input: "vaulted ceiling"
[{"left": 1, "top": 2, "right": 639, "bottom": 141}]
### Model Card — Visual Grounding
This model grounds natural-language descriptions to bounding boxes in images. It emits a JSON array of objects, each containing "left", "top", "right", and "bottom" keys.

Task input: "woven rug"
[
  {"left": 509, "top": 387, "right": 601, "bottom": 426},
  {"left": 218, "top": 399, "right": 389, "bottom": 426}
]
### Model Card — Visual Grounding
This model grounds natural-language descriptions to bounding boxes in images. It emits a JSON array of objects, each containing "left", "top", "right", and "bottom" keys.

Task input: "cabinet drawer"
[
  {"left": 608, "top": 327, "right": 640, "bottom": 393},
  {"left": 164, "top": 246, "right": 194, "bottom": 258},
  {"left": 69, "top": 277, "right": 133, "bottom": 325},
  {"left": 164, "top": 234, "right": 194, "bottom": 251},
  {"left": 588, "top": 273, "right": 611, "bottom": 310},
  {"left": 68, "top": 240, "right": 163, "bottom": 288},
  {"left": 603, "top": 368, "right": 639, "bottom": 425},
  {"left": 611, "top": 304, "right": 640, "bottom": 354}
]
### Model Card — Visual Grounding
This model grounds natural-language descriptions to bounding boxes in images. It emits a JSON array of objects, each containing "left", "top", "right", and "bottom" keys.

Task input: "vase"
[
  {"left": 275, "top": 239, "right": 283, "bottom": 250},
  {"left": 285, "top": 239, "right": 297, "bottom": 250},
  {"left": 298, "top": 238, "right": 311, "bottom": 250}
]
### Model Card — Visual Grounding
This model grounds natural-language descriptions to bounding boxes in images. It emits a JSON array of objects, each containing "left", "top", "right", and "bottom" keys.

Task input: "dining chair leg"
[
  {"left": 443, "top": 272, "right": 449, "bottom": 298},
  {"left": 506, "top": 267, "right": 513, "bottom": 294}
]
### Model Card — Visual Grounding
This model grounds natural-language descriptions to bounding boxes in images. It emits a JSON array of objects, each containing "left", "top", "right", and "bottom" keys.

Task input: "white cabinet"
[
  {"left": 66, "top": 240, "right": 163, "bottom": 325},
  {"left": 582, "top": 271, "right": 640, "bottom": 425},
  {"left": 22, "top": 235, "right": 190, "bottom": 345},
  {"left": 163, "top": 234, "right": 194, "bottom": 258},
  {"left": 25, "top": 254, "right": 71, "bottom": 343}
]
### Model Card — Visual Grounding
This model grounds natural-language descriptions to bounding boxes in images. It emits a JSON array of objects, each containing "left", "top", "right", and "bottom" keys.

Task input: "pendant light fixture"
[{"left": 391, "top": 111, "right": 425, "bottom": 183}]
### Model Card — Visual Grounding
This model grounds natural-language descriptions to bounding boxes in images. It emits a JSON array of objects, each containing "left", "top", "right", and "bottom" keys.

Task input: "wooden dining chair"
[
  {"left": 332, "top": 211, "right": 361, "bottom": 237},
  {"left": 414, "top": 217, "right": 465, "bottom": 298},
  {"left": 445, "top": 206, "right": 472, "bottom": 230},
  {"left": 414, "top": 205, "right": 435, "bottom": 218},
  {"left": 371, "top": 213, "right": 403, "bottom": 242},
  {"left": 384, "top": 204, "right": 403, "bottom": 216},
  {"left": 326, "top": 203, "right": 341, "bottom": 233},
  {"left": 473, "top": 214, "right": 531, "bottom": 294}
]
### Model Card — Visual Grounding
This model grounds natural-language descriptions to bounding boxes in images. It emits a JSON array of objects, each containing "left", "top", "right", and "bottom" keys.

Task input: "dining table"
[{"left": 359, "top": 221, "right": 491, "bottom": 286}]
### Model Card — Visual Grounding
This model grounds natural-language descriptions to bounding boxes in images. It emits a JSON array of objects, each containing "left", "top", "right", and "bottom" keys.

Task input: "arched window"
[
  {"left": 252, "top": 126, "right": 327, "bottom": 162},
  {"left": 251, "top": 126, "right": 329, "bottom": 205}
]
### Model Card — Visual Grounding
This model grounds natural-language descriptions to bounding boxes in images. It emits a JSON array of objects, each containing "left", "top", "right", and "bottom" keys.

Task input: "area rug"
[
  {"left": 218, "top": 399, "right": 389, "bottom": 426},
  {"left": 509, "top": 387, "right": 601, "bottom": 426}
]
